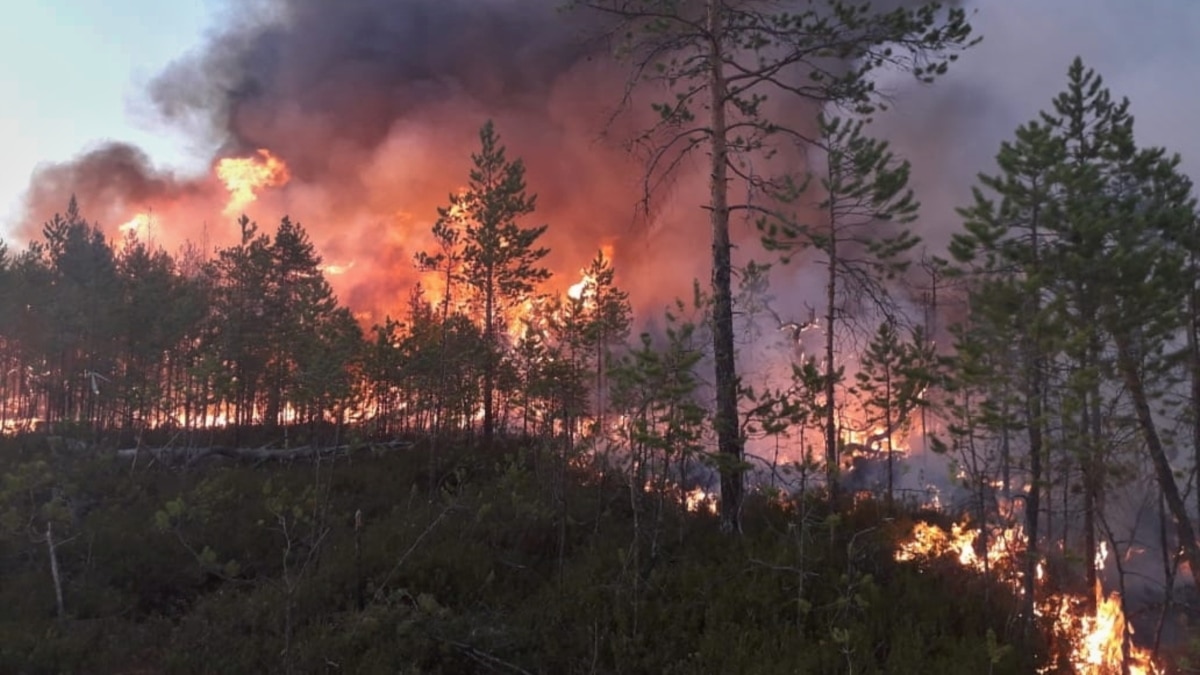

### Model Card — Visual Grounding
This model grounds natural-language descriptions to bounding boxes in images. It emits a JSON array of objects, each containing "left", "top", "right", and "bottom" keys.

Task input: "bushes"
[{"left": 0, "top": 434, "right": 1037, "bottom": 673}]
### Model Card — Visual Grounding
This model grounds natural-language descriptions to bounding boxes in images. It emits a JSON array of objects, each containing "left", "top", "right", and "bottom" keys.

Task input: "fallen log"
[{"left": 116, "top": 440, "right": 413, "bottom": 467}]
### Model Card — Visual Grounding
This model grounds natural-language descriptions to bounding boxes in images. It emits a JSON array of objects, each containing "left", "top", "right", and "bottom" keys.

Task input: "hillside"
[{"left": 0, "top": 431, "right": 1037, "bottom": 674}]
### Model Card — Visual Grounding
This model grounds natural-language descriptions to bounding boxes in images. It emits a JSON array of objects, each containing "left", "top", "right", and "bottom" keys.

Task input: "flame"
[
  {"left": 567, "top": 277, "right": 589, "bottom": 301},
  {"left": 1095, "top": 541, "right": 1109, "bottom": 571},
  {"left": 897, "top": 521, "right": 1161, "bottom": 674},
  {"left": 321, "top": 261, "right": 356, "bottom": 276},
  {"left": 566, "top": 244, "right": 615, "bottom": 303},
  {"left": 216, "top": 149, "right": 290, "bottom": 218},
  {"left": 118, "top": 214, "right": 146, "bottom": 236},
  {"left": 113, "top": 212, "right": 155, "bottom": 251},
  {"left": 685, "top": 486, "right": 718, "bottom": 514}
]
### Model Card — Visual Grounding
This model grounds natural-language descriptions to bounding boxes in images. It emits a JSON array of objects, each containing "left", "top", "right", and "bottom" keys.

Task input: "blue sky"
[{"left": 0, "top": 0, "right": 216, "bottom": 231}]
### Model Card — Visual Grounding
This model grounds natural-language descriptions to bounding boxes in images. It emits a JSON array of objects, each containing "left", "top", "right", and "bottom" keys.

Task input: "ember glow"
[{"left": 897, "top": 521, "right": 1161, "bottom": 674}]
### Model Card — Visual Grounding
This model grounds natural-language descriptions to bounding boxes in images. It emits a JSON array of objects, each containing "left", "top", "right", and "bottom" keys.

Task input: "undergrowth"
[{"left": 0, "top": 433, "right": 1041, "bottom": 674}]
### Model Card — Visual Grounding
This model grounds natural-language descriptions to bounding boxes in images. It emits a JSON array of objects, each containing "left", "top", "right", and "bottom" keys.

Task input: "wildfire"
[
  {"left": 685, "top": 486, "right": 718, "bottom": 514},
  {"left": 844, "top": 425, "right": 899, "bottom": 455},
  {"left": 113, "top": 212, "right": 157, "bottom": 251},
  {"left": 321, "top": 261, "right": 356, "bottom": 276},
  {"left": 896, "top": 521, "right": 1161, "bottom": 674},
  {"left": 118, "top": 213, "right": 147, "bottom": 236},
  {"left": 216, "top": 149, "right": 291, "bottom": 217},
  {"left": 567, "top": 276, "right": 590, "bottom": 301},
  {"left": 894, "top": 521, "right": 1025, "bottom": 577}
]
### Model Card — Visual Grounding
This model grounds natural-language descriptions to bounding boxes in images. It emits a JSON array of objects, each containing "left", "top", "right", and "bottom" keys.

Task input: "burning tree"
[
  {"left": 949, "top": 57, "right": 1200, "bottom": 665},
  {"left": 434, "top": 121, "right": 551, "bottom": 447},
  {"left": 854, "top": 319, "right": 936, "bottom": 509},
  {"left": 762, "top": 113, "right": 922, "bottom": 507},
  {"left": 571, "top": 0, "right": 976, "bottom": 532}
]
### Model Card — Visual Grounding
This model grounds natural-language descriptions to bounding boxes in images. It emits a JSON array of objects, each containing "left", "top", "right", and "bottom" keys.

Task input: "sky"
[
  {"left": 868, "top": 0, "right": 1200, "bottom": 252},
  {"left": 0, "top": 0, "right": 216, "bottom": 230}
]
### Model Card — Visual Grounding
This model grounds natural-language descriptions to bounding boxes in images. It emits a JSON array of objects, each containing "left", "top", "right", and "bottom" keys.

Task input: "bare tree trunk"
[
  {"left": 1021, "top": 207, "right": 1044, "bottom": 636},
  {"left": 1153, "top": 487, "right": 1177, "bottom": 657},
  {"left": 706, "top": 0, "right": 742, "bottom": 534},
  {"left": 354, "top": 508, "right": 365, "bottom": 611},
  {"left": 824, "top": 215, "right": 838, "bottom": 508},
  {"left": 483, "top": 270, "right": 496, "bottom": 447},
  {"left": 885, "top": 374, "right": 894, "bottom": 511},
  {"left": 1114, "top": 336, "right": 1200, "bottom": 590},
  {"left": 46, "top": 522, "right": 65, "bottom": 621},
  {"left": 1189, "top": 264, "right": 1200, "bottom": 523},
  {"left": 1023, "top": 357, "right": 1043, "bottom": 634},
  {"left": 1082, "top": 391, "right": 1098, "bottom": 613}
]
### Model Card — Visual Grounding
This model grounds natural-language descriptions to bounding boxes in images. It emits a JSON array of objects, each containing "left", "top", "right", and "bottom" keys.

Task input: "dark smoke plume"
[
  {"left": 20, "top": 0, "right": 690, "bottom": 320},
  {"left": 20, "top": 143, "right": 214, "bottom": 238},
  {"left": 149, "top": 0, "right": 602, "bottom": 184}
]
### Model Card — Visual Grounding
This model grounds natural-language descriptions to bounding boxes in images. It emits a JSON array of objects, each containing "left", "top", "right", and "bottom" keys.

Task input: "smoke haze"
[{"left": 13, "top": 0, "right": 1200, "bottom": 326}]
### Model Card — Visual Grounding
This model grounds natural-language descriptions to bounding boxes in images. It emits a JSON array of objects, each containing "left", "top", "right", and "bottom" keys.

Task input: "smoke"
[
  {"left": 16, "top": 0, "right": 706, "bottom": 321},
  {"left": 16, "top": 0, "right": 1200, "bottom": 314},
  {"left": 19, "top": 143, "right": 217, "bottom": 239},
  {"left": 142, "top": 0, "right": 729, "bottom": 321},
  {"left": 873, "top": 0, "right": 1200, "bottom": 255},
  {"left": 17, "top": 0, "right": 1200, "bottom": 430}
]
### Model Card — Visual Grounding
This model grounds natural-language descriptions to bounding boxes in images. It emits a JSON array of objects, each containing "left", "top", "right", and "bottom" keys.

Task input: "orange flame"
[
  {"left": 897, "top": 521, "right": 1161, "bottom": 674},
  {"left": 216, "top": 149, "right": 290, "bottom": 218},
  {"left": 685, "top": 486, "right": 718, "bottom": 514}
]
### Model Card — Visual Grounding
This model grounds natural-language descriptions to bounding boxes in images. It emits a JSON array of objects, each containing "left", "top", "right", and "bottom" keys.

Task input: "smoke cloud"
[
  {"left": 16, "top": 0, "right": 1200, "bottom": 319},
  {"left": 18, "top": 0, "right": 704, "bottom": 322},
  {"left": 12, "top": 0, "right": 1200, "bottom": 398}
]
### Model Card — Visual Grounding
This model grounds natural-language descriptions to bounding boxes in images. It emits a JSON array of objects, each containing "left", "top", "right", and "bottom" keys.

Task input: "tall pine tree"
[{"left": 440, "top": 121, "right": 551, "bottom": 446}]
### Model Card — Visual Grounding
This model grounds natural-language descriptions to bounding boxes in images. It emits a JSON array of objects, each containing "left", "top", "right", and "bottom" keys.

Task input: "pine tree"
[
  {"left": 570, "top": 250, "right": 633, "bottom": 451},
  {"left": 40, "top": 199, "right": 121, "bottom": 428},
  {"left": 764, "top": 114, "right": 920, "bottom": 506},
  {"left": 854, "top": 320, "right": 935, "bottom": 509},
  {"left": 416, "top": 214, "right": 465, "bottom": 438},
  {"left": 572, "top": 0, "right": 975, "bottom": 533},
  {"left": 441, "top": 121, "right": 551, "bottom": 447},
  {"left": 951, "top": 116, "right": 1063, "bottom": 632},
  {"left": 950, "top": 57, "right": 1200, "bottom": 633}
]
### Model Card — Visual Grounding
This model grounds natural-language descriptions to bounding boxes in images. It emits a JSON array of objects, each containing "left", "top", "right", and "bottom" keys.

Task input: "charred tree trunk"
[
  {"left": 824, "top": 200, "right": 839, "bottom": 508},
  {"left": 483, "top": 269, "right": 496, "bottom": 447},
  {"left": 707, "top": 0, "right": 742, "bottom": 534},
  {"left": 46, "top": 522, "right": 65, "bottom": 621},
  {"left": 1114, "top": 334, "right": 1200, "bottom": 591},
  {"left": 1023, "top": 351, "right": 1044, "bottom": 632},
  {"left": 885, "top": 372, "right": 894, "bottom": 511},
  {"left": 1021, "top": 206, "right": 1044, "bottom": 635},
  {"left": 1081, "top": 386, "right": 1099, "bottom": 613},
  {"left": 1189, "top": 264, "right": 1200, "bottom": 523}
]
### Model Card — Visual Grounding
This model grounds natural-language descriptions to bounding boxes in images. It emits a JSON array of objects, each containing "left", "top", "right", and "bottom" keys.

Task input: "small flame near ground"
[{"left": 897, "top": 521, "right": 1160, "bottom": 674}]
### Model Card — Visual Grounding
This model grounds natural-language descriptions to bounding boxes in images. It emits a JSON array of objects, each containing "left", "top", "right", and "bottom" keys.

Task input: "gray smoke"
[{"left": 149, "top": 0, "right": 601, "bottom": 187}]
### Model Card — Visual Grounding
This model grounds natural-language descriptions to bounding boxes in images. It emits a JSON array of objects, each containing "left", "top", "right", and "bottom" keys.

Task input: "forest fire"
[
  {"left": 215, "top": 149, "right": 291, "bottom": 218},
  {"left": 2, "top": 0, "right": 1198, "bottom": 671},
  {"left": 897, "top": 521, "right": 1161, "bottom": 674}
]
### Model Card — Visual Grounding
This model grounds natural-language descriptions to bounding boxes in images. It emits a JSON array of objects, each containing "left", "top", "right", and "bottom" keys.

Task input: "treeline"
[
  {"left": 0, "top": 200, "right": 360, "bottom": 438},
  {"left": 0, "top": 124, "right": 648, "bottom": 457}
]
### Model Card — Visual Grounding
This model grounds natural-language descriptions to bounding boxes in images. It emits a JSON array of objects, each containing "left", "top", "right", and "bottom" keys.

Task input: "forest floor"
[{"left": 0, "top": 431, "right": 1063, "bottom": 673}]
